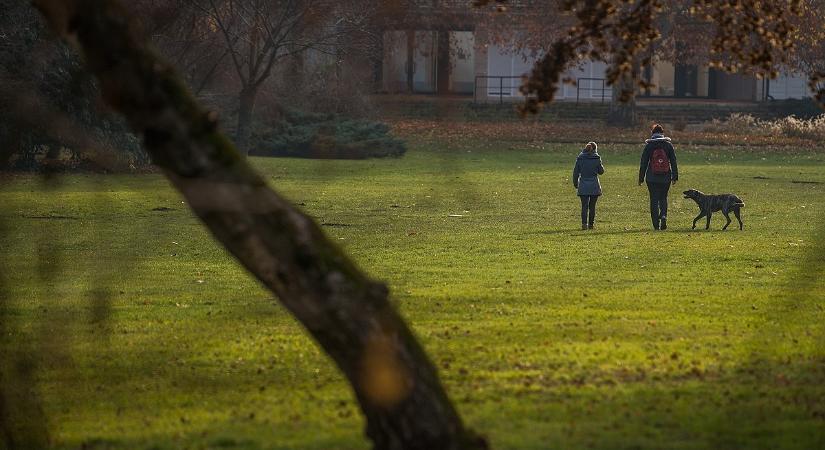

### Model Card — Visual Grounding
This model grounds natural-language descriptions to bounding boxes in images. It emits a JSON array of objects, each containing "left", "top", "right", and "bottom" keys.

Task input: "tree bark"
[
  {"left": 406, "top": 30, "right": 415, "bottom": 93},
  {"left": 235, "top": 86, "right": 257, "bottom": 157},
  {"left": 31, "top": 1, "right": 488, "bottom": 449}
]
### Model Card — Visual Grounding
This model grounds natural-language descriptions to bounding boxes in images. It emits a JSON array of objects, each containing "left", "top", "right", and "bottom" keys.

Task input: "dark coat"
[
  {"left": 639, "top": 134, "right": 678, "bottom": 184},
  {"left": 573, "top": 151, "right": 605, "bottom": 196}
]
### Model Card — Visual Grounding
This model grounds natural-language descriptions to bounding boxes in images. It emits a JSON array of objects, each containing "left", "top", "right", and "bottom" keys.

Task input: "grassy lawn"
[{"left": 1, "top": 138, "right": 824, "bottom": 449}]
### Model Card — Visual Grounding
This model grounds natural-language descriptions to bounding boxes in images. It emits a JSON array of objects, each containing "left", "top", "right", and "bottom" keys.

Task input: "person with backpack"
[
  {"left": 573, "top": 141, "right": 605, "bottom": 230},
  {"left": 639, "top": 124, "right": 678, "bottom": 230}
]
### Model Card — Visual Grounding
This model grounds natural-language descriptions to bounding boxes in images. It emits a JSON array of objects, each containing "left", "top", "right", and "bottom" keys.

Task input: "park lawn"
[{"left": 1, "top": 139, "right": 824, "bottom": 450}]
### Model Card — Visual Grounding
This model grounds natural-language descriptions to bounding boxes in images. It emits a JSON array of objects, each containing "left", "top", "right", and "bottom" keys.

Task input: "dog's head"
[{"left": 683, "top": 189, "right": 703, "bottom": 200}]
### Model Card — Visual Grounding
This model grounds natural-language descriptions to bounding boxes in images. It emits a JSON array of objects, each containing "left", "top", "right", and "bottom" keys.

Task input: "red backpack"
[{"left": 650, "top": 146, "right": 670, "bottom": 175}]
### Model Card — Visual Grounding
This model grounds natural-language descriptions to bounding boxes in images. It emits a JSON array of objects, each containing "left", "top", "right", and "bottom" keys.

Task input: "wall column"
[{"left": 473, "top": 28, "right": 488, "bottom": 102}]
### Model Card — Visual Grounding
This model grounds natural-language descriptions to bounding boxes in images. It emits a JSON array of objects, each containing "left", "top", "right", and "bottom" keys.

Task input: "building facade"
[{"left": 379, "top": 24, "right": 815, "bottom": 102}]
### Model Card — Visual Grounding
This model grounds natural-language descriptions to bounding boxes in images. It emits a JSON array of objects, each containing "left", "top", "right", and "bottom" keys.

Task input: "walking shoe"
[
  {"left": 588, "top": 223, "right": 594, "bottom": 230},
  {"left": 582, "top": 223, "right": 588, "bottom": 230},
  {"left": 660, "top": 217, "right": 667, "bottom": 230}
]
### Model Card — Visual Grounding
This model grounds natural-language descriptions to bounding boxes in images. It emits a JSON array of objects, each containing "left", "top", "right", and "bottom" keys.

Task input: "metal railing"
[
  {"left": 473, "top": 76, "right": 523, "bottom": 104},
  {"left": 475, "top": 76, "right": 612, "bottom": 104},
  {"left": 576, "top": 77, "right": 610, "bottom": 104}
]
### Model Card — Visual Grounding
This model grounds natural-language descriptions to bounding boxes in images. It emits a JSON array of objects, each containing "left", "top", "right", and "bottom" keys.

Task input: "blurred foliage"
[
  {"left": 474, "top": 0, "right": 825, "bottom": 113},
  {"left": 701, "top": 113, "right": 825, "bottom": 141},
  {"left": 0, "top": 1, "right": 148, "bottom": 172},
  {"left": 251, "top": 109, "right": 407, "bottom": 159}
]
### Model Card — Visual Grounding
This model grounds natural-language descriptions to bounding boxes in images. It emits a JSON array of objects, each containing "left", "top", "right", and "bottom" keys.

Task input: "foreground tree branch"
[
  {"left": 475, "top": 0, "right": 825, "bottom": 118},
  {"left": 30, "top": 1, "right": 487, "bottom": 449}
]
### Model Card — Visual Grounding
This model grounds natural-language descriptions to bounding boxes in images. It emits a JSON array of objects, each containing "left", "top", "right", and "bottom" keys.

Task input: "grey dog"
[{"left": 683, "top": 189, "right": 745, "bottom": 230}]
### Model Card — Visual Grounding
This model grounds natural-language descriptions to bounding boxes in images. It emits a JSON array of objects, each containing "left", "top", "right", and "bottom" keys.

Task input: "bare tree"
[
  {"left": 184, "top": 0, "right": 374, "bottom": 154},
  {"left": 129, "top": 0, "right": 232, "bottom": 96}
]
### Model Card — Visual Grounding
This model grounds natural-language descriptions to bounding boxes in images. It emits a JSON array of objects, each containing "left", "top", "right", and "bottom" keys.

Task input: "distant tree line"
[
  {"left": 4, "top": 0, "right": 824, "bottom": 170},
  {"left": 1, "top": 0, "right": 401, "bottom": 170}
]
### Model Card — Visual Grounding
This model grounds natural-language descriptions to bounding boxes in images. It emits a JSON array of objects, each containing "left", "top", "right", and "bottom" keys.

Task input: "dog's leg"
[
  {"left": 734, "top": 207, "right": 743, "bottom": 230},
  {"left": 692, "top": 212, "right": 705, "bottom": 229},
  {"left": 705, "top": 211, "right": 712, "bottom": 230},
  {"left": 722, "top": 209, "right": 732, "bottom": 230}
]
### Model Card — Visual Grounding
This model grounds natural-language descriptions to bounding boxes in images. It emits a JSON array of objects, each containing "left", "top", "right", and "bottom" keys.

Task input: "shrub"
[
  {"left": 701, "top": 113, "right": 825, "bottom": 141},
  {"left": 250, "top": 110, "right": 406, "bottom": 159},
  {"left": 0, "top": 2, "right": 148, "bottom": 172},
  {"left": 768, "top": 115, "right": 825, "bottom": 140},
  {"left": 701, "top": 113, "right": 762, "bottom": 134}
]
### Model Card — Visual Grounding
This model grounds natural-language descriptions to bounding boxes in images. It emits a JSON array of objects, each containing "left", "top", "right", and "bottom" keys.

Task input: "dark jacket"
[
  {"left": 639, "top": 134, "right": 678, "bottom": 184},
  {"left": 573, "top": 151, "right": 605, "bottom": 196}
]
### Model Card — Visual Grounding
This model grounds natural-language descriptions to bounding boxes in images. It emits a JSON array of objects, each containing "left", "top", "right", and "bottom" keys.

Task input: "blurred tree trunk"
[
  {"left": 436, "top": 30, "right": 451, "bottom": 95},
  {"left": 0, "top": 126, "right": 19, "bottom": 169},
  {"left": 31, "top": 1, "right": 487, "bottom": 449},
  {"left": 406, "top": 30, "right": 415, "bottom": 92},
  {"left": 607, "top": 82, "right": 637, "bottom": 127},
  {"left": 607, "top": 58, "right": 639, "bottom": 127},
  {"left": 0, "top": 221, "right": 51, "bottom": 449},
  {"left": 236, "top": 86, "right": 257, "bottom": 157}
]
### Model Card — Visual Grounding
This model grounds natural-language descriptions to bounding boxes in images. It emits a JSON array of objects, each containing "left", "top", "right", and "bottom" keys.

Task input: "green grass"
[{"left": 1, "top": 140, "right": 824, "bottom": 450}]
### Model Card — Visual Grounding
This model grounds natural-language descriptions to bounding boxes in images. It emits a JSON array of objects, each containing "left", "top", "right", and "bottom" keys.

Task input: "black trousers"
[
  {"left": 579, "top": 195, "right": 598, "bottom": 225},
  {"left": 646, "top": 182, "right": 670, "bottom": 227}
]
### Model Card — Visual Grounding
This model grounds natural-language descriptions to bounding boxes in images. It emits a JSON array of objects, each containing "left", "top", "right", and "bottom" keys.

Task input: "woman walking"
[{"left": 573, "top": 141, "right": 605, "bottom": 230}]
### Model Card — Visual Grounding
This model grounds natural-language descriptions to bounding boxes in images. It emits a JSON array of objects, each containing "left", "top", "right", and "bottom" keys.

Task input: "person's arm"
[
  {"left": 573, "top": 160, "right": 580, "bottom": 188},
  {"left": 669, "top": 144, "right": 678, "bottom": 184},
  {"left": 573, "top": 159, "right": 582, "bottom": 189},
  {"left": 597, "top": 158, "right": 605, "bottom": 175},
  {"left": 638, "top": 145, "right": 650, "bottom": 185}
]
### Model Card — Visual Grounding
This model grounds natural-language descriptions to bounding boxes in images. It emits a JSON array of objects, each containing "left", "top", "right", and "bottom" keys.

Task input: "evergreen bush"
[{"left": 251, "top": 110, "right": 406, "bottom": 159}]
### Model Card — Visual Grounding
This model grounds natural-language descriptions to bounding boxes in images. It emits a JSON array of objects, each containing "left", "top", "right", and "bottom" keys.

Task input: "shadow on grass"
[
  {"left": 532, "top": 228, "right": 653, "bottom": 237},
  {"left": 743, "top": 209, "right": 825, "bottom": 353},
  {"left": 532, "top": 227, "right": 752, "bottom": 237},
  {"left": 49, "top": 350, "right": 825, "bottom": 450},
  {"left": 56, "top": 422, "right": 366, "bottom": 450},
  {"left": 464, "top": 354, "right": 825, "bottom": 450}
]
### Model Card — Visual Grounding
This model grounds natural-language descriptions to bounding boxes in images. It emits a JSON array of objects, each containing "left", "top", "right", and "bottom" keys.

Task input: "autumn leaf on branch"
[{"left": 474, "top": 0, "right": 825, "bottom": 113}]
